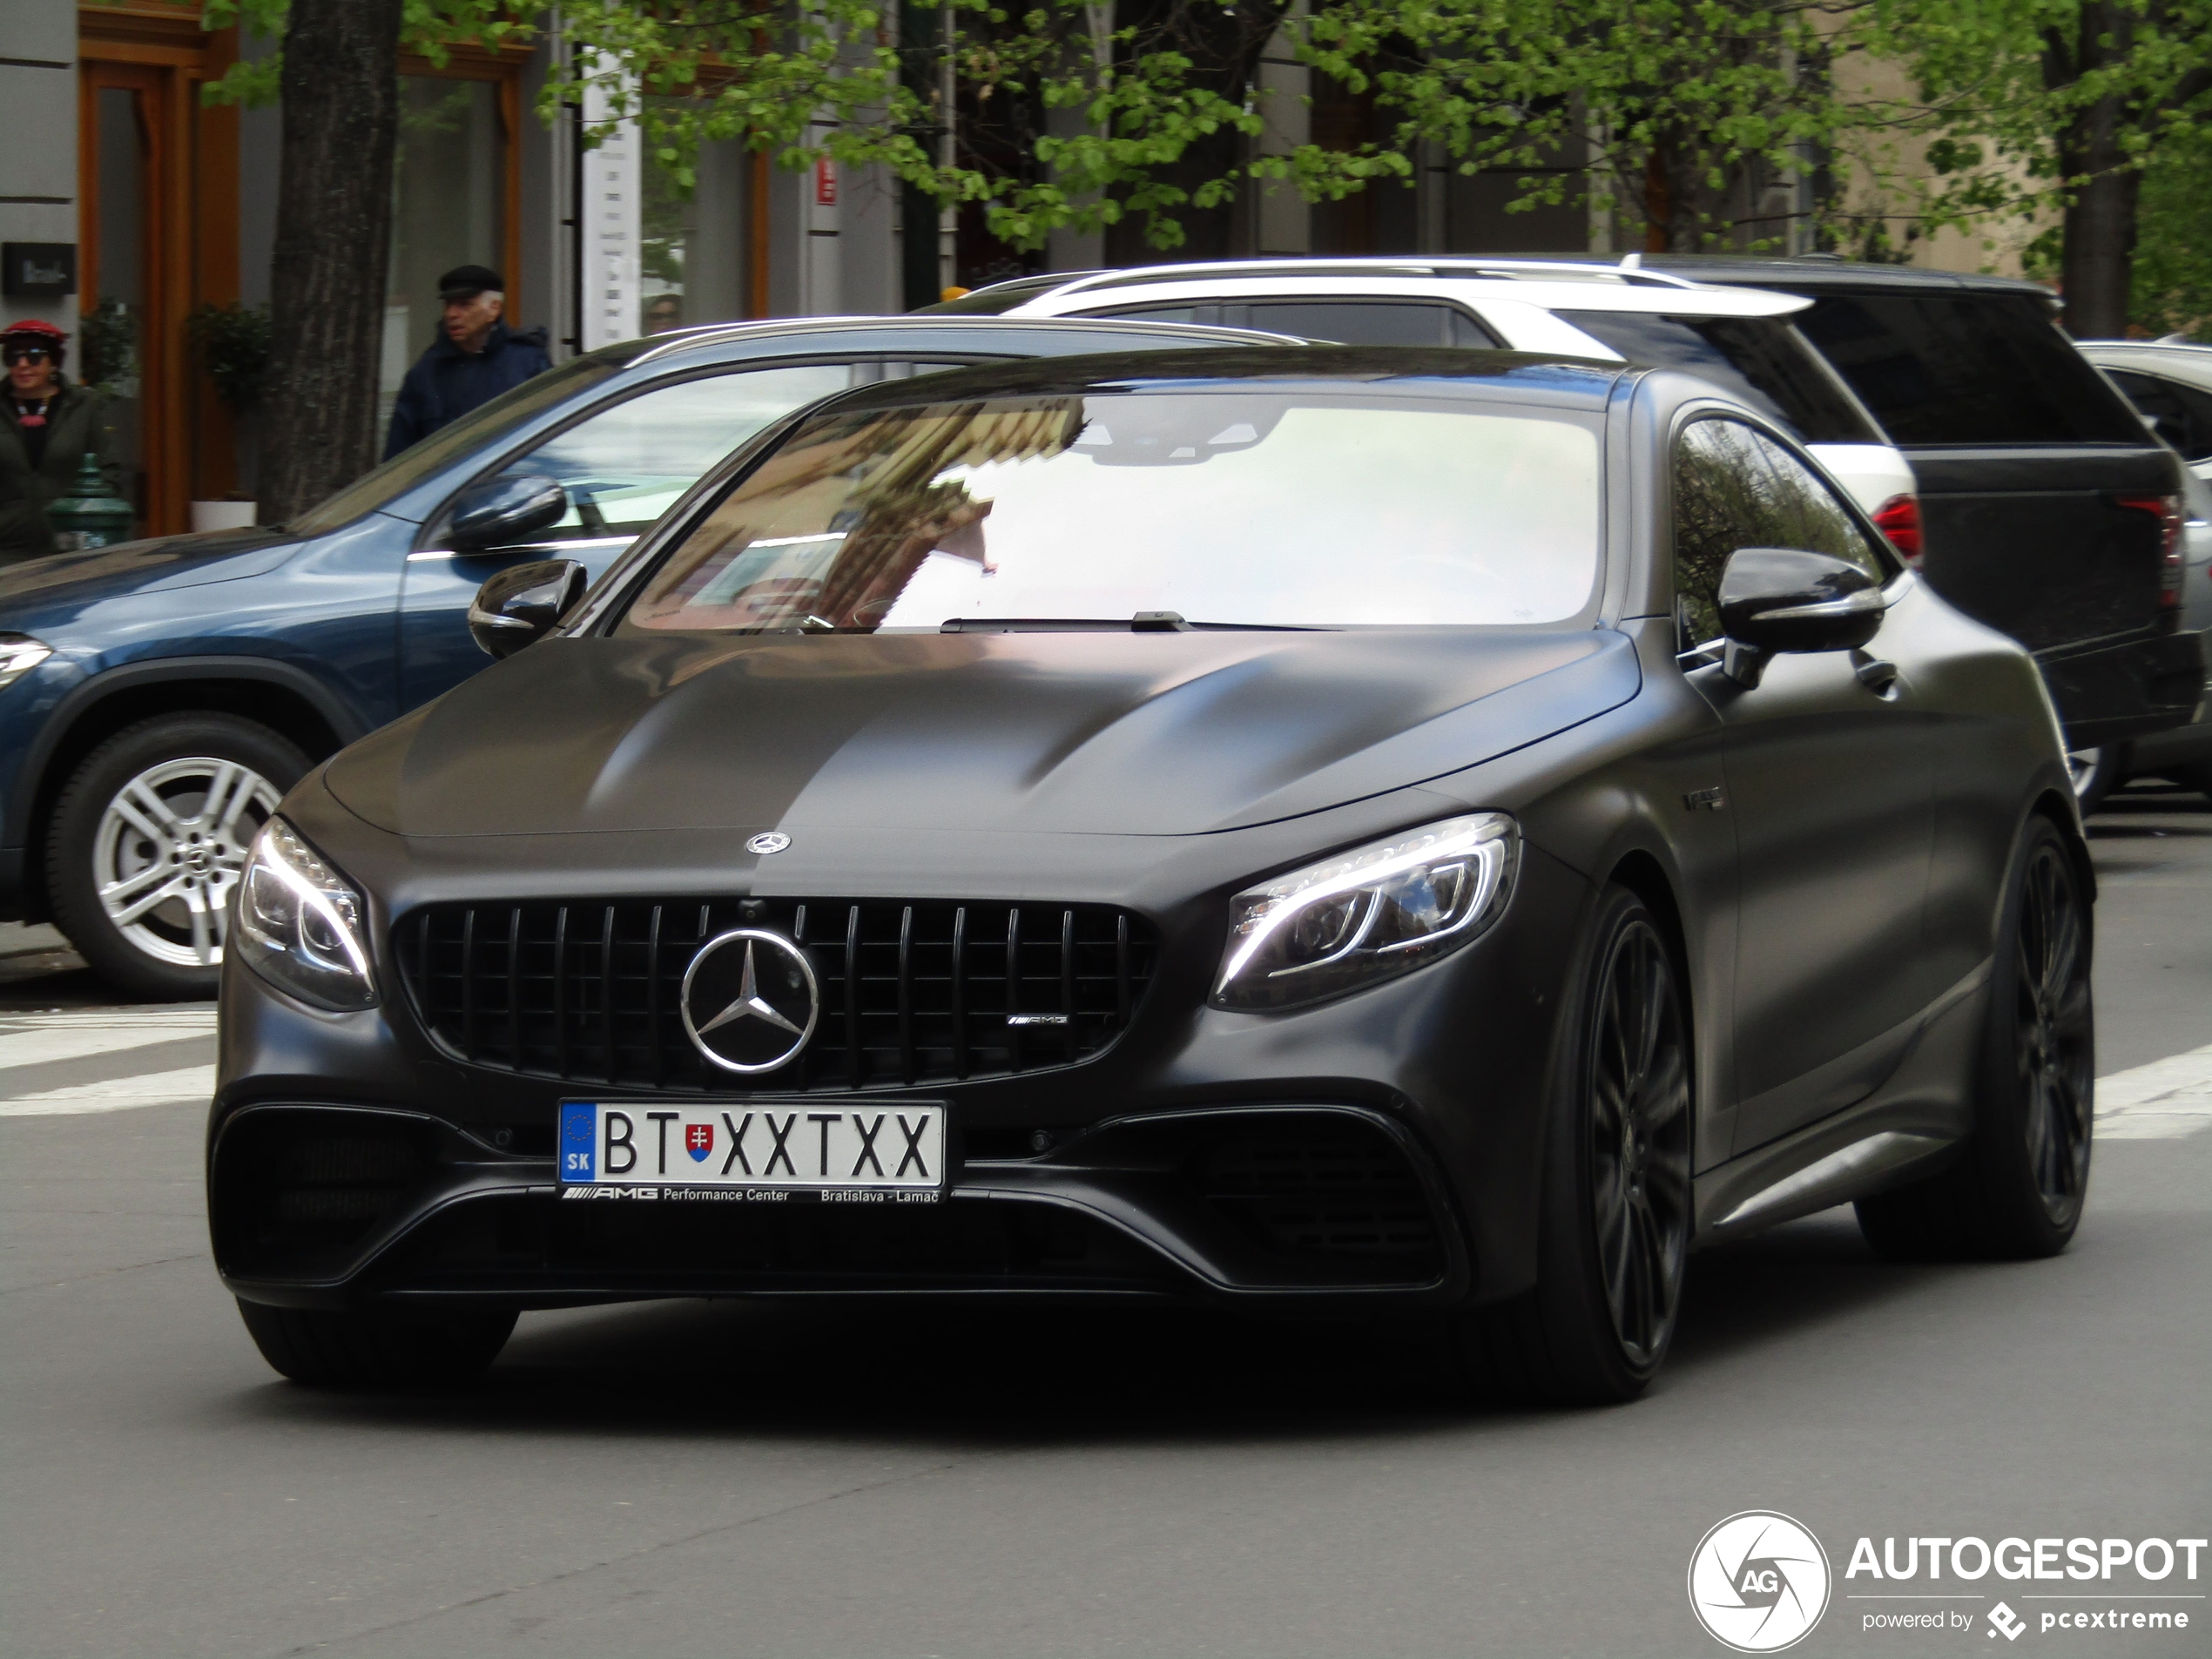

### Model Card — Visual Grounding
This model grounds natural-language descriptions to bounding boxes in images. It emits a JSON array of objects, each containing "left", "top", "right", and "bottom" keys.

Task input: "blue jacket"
[{"left": 383, "top": 322, "right": 552, "bottom": 459}]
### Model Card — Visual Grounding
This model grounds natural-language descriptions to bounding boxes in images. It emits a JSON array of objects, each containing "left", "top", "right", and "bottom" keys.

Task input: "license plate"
[{"left": 557, "top": 1101, "right": 948, "bottom": 1196}]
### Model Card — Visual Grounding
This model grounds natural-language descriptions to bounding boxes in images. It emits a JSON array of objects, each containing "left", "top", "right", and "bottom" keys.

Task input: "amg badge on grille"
[{"left": 680, "top": 929, "right": 819, "bottom": 1073}]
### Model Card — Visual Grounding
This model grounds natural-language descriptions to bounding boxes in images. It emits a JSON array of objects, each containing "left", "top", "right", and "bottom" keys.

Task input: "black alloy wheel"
[
  {"left": 1858, "top": 814, "right": 2094, "bottom": 1259},
  {"left": 1588, "top": 914, "right": 1694, "bottom": 1370},
  {"left": 2013, "top": 836, "right": 2094, "bottom": 1220},
  {"left": 1448, "top": 887, "right": 1692, "bottom": 1405}
]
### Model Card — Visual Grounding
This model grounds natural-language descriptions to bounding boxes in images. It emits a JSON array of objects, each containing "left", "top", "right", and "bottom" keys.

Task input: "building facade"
[{"left": 4, "top": 1, "right": 1867, "bottom": 540}]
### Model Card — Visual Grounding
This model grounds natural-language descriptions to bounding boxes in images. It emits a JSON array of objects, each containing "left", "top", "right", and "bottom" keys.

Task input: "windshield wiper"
[{"left": 940, "top": 612, "right": 1330, "bottom": 634}]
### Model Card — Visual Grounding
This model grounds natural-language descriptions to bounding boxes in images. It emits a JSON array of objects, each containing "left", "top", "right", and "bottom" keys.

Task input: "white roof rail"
[{"left": 1027, "top": 256, "right": 1701, "bottom": 300}]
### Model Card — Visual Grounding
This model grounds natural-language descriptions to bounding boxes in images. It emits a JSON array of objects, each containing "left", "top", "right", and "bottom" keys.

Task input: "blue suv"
[{"left": 0, "top": 316, "right": 1280, "bottom": 997}]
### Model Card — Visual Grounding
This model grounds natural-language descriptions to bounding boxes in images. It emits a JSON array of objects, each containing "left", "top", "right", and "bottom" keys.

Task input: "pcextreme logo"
[{"left": 1689, "top": 1511, "right": 1833, "bottom": 1652}]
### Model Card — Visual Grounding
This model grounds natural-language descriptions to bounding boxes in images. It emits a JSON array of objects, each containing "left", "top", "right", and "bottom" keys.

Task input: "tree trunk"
[
  {"left": 259, "top": 0, "right": 402, "bottom": 523},
  {"left": 2057, "top": 93, "right": 2140, "bottom": 338}
]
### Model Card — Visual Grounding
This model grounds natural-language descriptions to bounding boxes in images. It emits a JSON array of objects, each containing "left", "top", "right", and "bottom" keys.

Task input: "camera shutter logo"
[
  {"left": 680, "top": 930, "right": 819, "bottom": 1074},
  {"left": 1687, "top": 1511, "right": 1831, "bottom": 1652}
]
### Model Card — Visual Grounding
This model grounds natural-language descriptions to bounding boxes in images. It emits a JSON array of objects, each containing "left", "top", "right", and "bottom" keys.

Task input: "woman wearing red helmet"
[{"left": 2, "top": 319, "right": 122, "bottom": 562}]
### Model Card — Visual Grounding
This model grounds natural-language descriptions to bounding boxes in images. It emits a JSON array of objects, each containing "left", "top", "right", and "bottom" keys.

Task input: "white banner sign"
[{"left": 580, "top": 75, "right": 642, "bottom": 349}]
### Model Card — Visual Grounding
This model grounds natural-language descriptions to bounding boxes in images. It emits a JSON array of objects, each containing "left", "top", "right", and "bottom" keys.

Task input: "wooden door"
[{"left": 78, "top": 8, "right": 239, "bottom": 536}]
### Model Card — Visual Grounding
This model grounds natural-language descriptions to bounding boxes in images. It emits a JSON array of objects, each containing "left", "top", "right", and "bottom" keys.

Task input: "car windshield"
[
  {"left": 284, "top": 353, "right": 629, "bottom": 535},
  {"left": 619, "top": 391, "right": 1602, "bottom": 633}
]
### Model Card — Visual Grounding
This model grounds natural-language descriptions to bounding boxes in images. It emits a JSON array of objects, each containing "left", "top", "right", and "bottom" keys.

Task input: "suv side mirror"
[
  {"left": 1717, "top": 547, "right": 1885, "bottom": 688},
  {"left": 469, "top": 559, "right": 586, "bottom": 659},
  {"left": 448, "top": 474, "right": 567, "bottom": 552}
]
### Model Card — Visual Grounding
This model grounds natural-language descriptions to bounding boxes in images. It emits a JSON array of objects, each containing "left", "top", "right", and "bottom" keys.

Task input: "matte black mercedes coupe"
[{"left": 210, "top": 348, "right": 2094, "bottom": 1404}]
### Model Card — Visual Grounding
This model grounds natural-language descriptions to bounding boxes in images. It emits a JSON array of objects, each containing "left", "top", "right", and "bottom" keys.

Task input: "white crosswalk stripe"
[
  {"left": 2094, "top": 1042, "right": 2212, "bottom": 1140},
  {"left": 0, "top": 1065, "right": 218, "bottom": 1116},
  {"left": 0, "top": 1008, "right": 2206, "bottom": 1136},
  {"left": 0, "top": 1007, "right": 219, "bottom": 1069}
]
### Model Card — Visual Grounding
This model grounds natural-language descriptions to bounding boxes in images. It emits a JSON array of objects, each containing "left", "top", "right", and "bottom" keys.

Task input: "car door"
[
  {"left": 396, "top": 360, "right": 973, "bottom": 709},
  {"left": 1669, "top": 415, "right": 1937, "bottom": 1155}
]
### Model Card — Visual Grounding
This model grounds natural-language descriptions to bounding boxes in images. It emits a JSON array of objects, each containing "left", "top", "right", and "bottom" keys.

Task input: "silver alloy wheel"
[
  {"left": 2064, "top": 745, "right": 2104, "bottom": 799},
  {"left": 91, "top": 756, "right": 281, "bottom": 968}
]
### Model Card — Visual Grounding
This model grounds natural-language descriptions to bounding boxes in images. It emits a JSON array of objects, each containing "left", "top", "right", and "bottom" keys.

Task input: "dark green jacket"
[{"left": 0, "top": 381, "right": 123, "bottom": 563}]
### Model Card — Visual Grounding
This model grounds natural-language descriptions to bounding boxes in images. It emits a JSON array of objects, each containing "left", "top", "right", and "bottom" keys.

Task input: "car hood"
[
  {"left": 324, "top": 628, "right": 1641, "bottom": 840},
  {"left": 0, "top": 526, "right": 300, "bottom": 617}
]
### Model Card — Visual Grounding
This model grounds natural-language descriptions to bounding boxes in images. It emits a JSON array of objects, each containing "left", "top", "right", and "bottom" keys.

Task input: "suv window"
[
  {"left": 1793, "top": 293, "right": 2147, "bottom": 446},
  {"left": 2103, "top": 368, "right": 2212, "bottom": 462},
  {"left": 1095, "top": 301, "right": 1216, "bottom": 327},
  {"left": 1238, "top": 300, "right": 1500, "bottom": 348},
  {"left": 478, "top": 363, "right": 859, "bottom": 544},
  {"left": 1672, "top": 416, "right": 1892, "bottom": 646},
  {"left": 1552, "top": 311, "right": 1879, "bottom": 445}
]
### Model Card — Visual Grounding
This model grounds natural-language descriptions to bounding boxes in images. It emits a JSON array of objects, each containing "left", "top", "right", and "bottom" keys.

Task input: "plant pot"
[{"left": 190, "top": 500, "right": 257, "bottom": 532}]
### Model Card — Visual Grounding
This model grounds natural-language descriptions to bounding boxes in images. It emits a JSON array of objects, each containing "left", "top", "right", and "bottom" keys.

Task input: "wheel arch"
[
  {"left": 1600, "top": 849, "right": 1696, "bottom": 1029},
  {"left": 10, "top": 658, "right": 364, "bottom": 923},
  {"left": 2029, "top": 784, "right": 2097, "bottom": 912}
]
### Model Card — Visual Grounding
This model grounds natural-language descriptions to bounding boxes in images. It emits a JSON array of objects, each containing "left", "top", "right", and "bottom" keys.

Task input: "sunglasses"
[{"left": 3, "top": 347, "right": 55, "bottom": 366}]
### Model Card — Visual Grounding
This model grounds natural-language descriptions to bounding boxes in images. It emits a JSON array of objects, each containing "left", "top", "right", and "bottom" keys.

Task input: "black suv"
[{"left": 1633, "top": 257, "right": 2198, "bottom": 752}]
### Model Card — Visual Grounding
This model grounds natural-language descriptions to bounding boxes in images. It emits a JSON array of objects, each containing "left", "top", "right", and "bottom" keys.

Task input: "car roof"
[
  {"left": 617, "top": 313, "right": 1301, "bottom": 368},
  {"left": 1557, "top": 253, "right": 2060, "bottom": 303},
  {"left": 795, "top": 346, "right": 1629, "bottom": 419},
  {"left": 1002, "top": 265, "right": 1809, "bottom": 320},
  {"left": 2076, "top": 340, "right": 2212, "bottom": 388}
]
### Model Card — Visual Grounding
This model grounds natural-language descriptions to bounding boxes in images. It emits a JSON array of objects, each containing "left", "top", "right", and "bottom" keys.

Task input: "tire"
[
  {"left": 1446, "top": 887, "right": 1693, "bottom": 1406},
  {"left": 2064, "top": 745, "right": 2121, "bottom": 817},
  {"left": 1856, "top": 814, "right": 2093, "bottom": 1260},
  {"left": 236, "top": 1298, "right": 517, "bottom": 1388},
  {"left": 45, "top": 713, "right": 308, "bottom": 1001}
]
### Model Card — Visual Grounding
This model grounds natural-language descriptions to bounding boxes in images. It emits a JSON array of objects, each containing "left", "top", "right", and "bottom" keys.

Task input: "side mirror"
[
  {"left": 1716, "top": 547, "right": 1885, "bottom": 688},
  {"left": 448, "top": 474, "right": 567, "bottom": 552},
  {"left": 468, "top": 559, "right": 587, "bottom": 659}
]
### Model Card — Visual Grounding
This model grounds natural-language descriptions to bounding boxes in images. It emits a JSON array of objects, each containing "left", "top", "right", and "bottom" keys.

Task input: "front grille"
[{"left": 395, "top": 898, "right": 1158, "bottom": 1093}]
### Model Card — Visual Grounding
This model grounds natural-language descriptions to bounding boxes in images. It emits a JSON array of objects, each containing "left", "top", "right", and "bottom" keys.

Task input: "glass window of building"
[
  {"left": 381, "top": 76, "right": 510, "bottom": 433},
  {"left": 639, "top": 104, "right": 755, "bottom": 335}
]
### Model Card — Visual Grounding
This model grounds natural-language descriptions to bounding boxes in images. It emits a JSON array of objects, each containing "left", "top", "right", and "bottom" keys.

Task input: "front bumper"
[
  {"left": 210, "top": 1098, "right": 1471, "bottom": 1312},
  {"left": 207, "top": 804, "right": 1596, "bottom": 1315}
]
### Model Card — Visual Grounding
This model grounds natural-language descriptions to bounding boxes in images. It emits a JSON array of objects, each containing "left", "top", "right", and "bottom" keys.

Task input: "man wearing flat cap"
[{"left": 383, "top": 264, "right": 551, "bottom": 459}]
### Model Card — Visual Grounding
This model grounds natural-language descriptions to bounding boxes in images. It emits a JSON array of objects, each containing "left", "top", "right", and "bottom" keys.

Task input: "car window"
[
  {"left": 1672, "top": 416, "right": 1892, "bottom": 648},
  {"left": 1089, "top": 302, "right": 1219, "bottom": 327},
  {"left": 287, "top": 354, "right": 623, "bottom": 536},
  {"left": 482, "top": 363, "right": 855, "bottom": 544},
  {"left": 1551, "top": 311, "right": 1879, "bottom": 444},
  {"left": 620, "top": 392, "right": 1605, "bottom": 633},
  {"left": 1240, "top": 300, "right": 1499, "bottom": 348},
  {"left": 2103, "top": 368, "right": 2212, "bottom": 462},
  {"left": 1792, "top": 293, "right": 2146, "bottom": 446}
]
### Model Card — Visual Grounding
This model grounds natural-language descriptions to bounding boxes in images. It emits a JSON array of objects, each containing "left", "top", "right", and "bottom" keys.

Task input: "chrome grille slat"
[{"left": 398, "top": 898, "right": 1157, "bottom": 1093}]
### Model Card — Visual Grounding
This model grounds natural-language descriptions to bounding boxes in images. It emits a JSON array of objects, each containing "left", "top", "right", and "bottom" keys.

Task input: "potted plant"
[{"left": 186, "top": 300, "right": 272, "bottom": 530}]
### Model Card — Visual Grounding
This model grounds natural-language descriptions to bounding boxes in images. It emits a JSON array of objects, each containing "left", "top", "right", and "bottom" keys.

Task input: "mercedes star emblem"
[
  {"left": 679, "top": 929, "right": 819, "bottom": 1074},
  {"left": 746, "top": 832, "right": 792, "bottom": 855}
]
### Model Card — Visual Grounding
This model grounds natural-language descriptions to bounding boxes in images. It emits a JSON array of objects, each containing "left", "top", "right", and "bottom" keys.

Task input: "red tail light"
[
  {"left": 1872, "top": 494, "right": 1922, "bottom": 564},
  {"left": 2115, "top": 493, "right": 2186, "bottom": 613}
]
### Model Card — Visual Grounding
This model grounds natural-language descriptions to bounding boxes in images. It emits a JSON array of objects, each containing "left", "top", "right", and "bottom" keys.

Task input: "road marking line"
[
  {"left": 0, "top": 1008, "right": 218, "bottom": 1072},
  {"left": 2096, "top": 1042, "right": 2212, "bottom": 1141},
  {"left": 0, "top": 1065, "right": 216, "bottom": 1116}
]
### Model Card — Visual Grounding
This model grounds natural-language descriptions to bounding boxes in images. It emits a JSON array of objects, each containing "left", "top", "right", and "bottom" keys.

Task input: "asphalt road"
[{"left": 3, "top": 786, "right": 2208, "bottom": 1659}]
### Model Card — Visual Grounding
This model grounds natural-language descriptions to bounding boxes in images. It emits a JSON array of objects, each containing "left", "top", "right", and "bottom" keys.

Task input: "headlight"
[
  {"left": 1212, "top": 813, "right": 1520, "bottom": 1011},
  {"left": 0, "top": 633, "right": 52, "bottom": 691},
  {"left": 236, "top": 818, "right": 377, "bottom": 1011}
]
